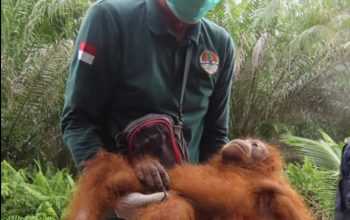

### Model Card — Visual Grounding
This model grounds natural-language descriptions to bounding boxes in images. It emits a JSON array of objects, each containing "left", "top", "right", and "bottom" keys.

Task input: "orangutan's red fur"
[
  {"left": 163, "top": 139, "right": 314, "bottom": 220},
  {"left": 134, "top": 193, "right": 196, "bottom": 220},
  {"left": 64, "top": 139, "right": 314, "bottom": 220},
  {"left": 64, "top": 152, "right": 143, "bottom": 220}
]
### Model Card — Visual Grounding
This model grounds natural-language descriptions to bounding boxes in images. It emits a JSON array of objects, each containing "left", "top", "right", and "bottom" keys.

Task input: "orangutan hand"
[{"left": 132, "top": 157, "right": 170, "bottom": 192}]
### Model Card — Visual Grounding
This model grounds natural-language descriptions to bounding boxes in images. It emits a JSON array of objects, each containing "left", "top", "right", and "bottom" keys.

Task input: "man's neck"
[{"left": 157, "top": 0, "right": 194, "bottom": 43}]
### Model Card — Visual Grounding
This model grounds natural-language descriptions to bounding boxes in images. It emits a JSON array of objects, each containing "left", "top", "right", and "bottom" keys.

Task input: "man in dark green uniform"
[{"left": 61, "top": 0, "right": 235, "bottom": 216}]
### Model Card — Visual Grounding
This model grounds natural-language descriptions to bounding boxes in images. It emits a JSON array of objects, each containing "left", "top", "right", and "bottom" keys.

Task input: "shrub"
[
  {"left": 282, "top": 131, "right": 348, "bottom": 219},
  {"left": 286, "top": 158, "right": 337, "bottom": 220},
  {"left": 1, "top": 160, "right": 74, "bottom": 220}
]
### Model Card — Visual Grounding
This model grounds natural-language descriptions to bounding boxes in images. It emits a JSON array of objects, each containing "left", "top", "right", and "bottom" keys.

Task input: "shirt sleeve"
[
  {"left": 61, "top": 3, "right": 120, "bottom": 168},
  {"left": 199, "top": 35, "right": 235, "bottom": 162}
]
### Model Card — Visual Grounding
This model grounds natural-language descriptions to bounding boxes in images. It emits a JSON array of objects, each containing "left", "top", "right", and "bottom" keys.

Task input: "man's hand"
[{"left": 132, "top": 157, "right": 170, "bottom": 192}]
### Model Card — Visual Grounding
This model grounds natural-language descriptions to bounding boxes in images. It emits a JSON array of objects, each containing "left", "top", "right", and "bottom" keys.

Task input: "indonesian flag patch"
[
  {"left": 199, "top": 50, "right": 220, "bottom": 75},
  {"left": 78, "top": 42, "right": 96, "bottom": 65}
]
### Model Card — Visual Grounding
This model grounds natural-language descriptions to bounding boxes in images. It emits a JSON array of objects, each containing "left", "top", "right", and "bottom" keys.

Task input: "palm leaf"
[{"left": 281, "top": 131, "right": 342, "bottom": 170}]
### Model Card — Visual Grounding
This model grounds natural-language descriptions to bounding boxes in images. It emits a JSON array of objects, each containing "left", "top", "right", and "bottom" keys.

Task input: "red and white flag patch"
[{"left": 78, "top": 42, "right": 96, "bottom": 65}]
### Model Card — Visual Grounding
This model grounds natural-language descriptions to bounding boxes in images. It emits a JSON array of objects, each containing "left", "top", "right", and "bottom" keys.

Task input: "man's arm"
[
  {"left": 61, "top": 2, "right": 120, "bottom": 169},
  {"left": 199, "top": 34, "right": 235, "bottom": 162}
]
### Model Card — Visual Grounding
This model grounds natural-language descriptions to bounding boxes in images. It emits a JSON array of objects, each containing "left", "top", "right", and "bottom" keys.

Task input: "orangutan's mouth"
[{"left": 227, "top": 139, "right": 252, "bottom": 157}]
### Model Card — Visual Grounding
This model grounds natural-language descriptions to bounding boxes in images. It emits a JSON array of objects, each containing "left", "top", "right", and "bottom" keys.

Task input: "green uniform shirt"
[{"left": 61, "top": 0, "right": 235, "bottom": 168}]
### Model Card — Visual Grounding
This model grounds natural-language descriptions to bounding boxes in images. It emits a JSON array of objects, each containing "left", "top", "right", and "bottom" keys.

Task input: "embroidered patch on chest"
[
  {"left": 78, "top": 42, "right": 96, "bottom": 65},
  {"left": 199, "top": 50, "right": 219, "bottom": 75}
]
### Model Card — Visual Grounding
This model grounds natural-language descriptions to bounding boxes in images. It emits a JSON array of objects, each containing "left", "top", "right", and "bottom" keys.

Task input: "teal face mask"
[{"left": 166, "top": 0, "right": 221, "bottom": 24}]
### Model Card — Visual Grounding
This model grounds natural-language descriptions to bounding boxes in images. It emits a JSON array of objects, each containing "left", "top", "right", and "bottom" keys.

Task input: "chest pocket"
[{"left": 184, "top": 46, "right": 218, "bottom": 113}]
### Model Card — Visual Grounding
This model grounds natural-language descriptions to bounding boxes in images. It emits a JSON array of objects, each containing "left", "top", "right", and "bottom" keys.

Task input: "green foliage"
[
  {"left": 1, "top": 160, "right": 74, "bottom": 220},
  {"left": 1, "top": 40, "right": 75, "bottom": 168},
  {"left": 281, "top": 131, "right": 346, "bottom": 170},
  {"left": 216, "top": 0, "right": 350, "bottom": 139},
  {"left": 1, "top": 0, "right": 88, "bottom": 67},
  {"left": 286, "top": 158, "right": 338, "bottom": 220},
  {"left": 282, "top": 131, "right": 348, "bottom": 219},
  {"left": 1, "top": 0, "right": 89, "bottom": 168}
]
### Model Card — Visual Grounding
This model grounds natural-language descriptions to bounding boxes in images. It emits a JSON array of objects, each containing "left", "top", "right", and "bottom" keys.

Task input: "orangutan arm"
[
  {"left": 64, "top": 151, "right": 142, "bottom": 220},
  {"left": 253, "top": 179, "right": 314, "bottom": 220},
  {"left": 136, "top": 193, "right": 196, "bottom": 220},
  {"left": 269, "top": 184, "right": 314, "bottom": 220},
  {"left": 169, "top": 164, "right": 252, "bottom": 212}
]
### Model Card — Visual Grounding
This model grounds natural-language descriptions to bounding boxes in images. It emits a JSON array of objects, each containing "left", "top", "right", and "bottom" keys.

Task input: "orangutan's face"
[{"left": 221, "top": 138, "right": 269, "bottom": 164}]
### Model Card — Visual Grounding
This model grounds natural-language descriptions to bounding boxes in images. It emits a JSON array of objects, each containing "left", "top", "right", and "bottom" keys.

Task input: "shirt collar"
[{"left": 145, "top": 0, "right": 201, "bottom": 45}]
